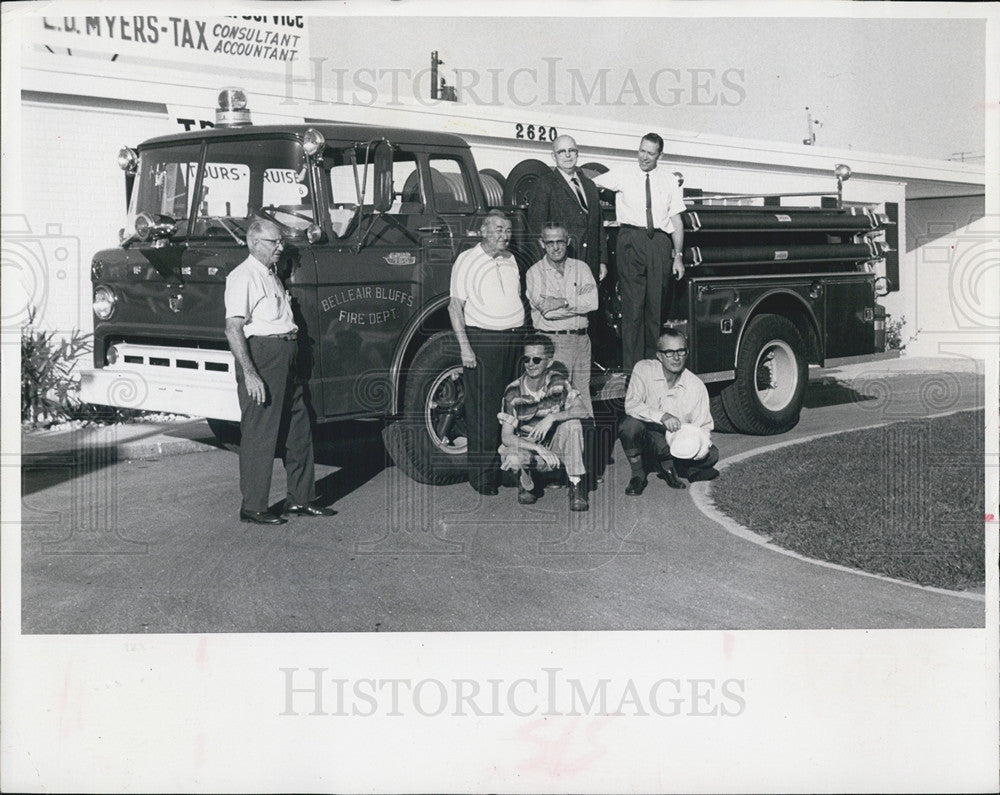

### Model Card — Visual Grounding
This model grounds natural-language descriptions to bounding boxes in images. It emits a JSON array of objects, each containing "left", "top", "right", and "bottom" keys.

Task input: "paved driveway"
[{"left": 20, "top": 369, "right": 986, "bottom": 633}]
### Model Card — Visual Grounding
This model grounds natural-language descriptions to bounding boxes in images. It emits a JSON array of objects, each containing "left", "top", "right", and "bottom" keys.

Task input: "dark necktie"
[
  {"left": 571, "top": 175, "right": 588, "bottom": 211},
  {"left": 645, "top": 173, "right": 654, "bottom": 238}
]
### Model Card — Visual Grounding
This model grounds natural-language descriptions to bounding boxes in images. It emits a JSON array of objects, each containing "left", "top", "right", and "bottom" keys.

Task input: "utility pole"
[{"left": 430, "top": 51, "right": 457, "bottom": 102}]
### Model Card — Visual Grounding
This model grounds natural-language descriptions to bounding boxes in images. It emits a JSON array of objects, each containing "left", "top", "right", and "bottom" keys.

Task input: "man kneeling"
[
  {"left": 619, "top": 329, "right": 720, "bottom": 495},
  {"left": 498, "top": 334, "right": 590, "bottom": 511}
]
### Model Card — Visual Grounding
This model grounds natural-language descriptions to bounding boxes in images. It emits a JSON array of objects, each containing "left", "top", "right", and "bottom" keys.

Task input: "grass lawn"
[{"left": 709, "top": 409, "right": 986, "bottom": 591}]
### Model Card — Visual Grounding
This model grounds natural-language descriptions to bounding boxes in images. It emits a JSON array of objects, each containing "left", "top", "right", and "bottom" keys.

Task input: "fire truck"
[{"left": 79, "top": 89, "right": 894, "bottom": 483}]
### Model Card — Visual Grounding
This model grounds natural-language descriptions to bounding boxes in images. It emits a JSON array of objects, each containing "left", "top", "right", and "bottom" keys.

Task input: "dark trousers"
[
  {"left": 617, "top": 228, "right": 674, "bottom": 372},
  {"left": 235, "top": 336, "right": 316, "bottom": 512},
  {"left": 618, "top": 415, "right": 719, "bottom": 477},
  {"left": 463, "top": 326, "right": 521, "bottom": 490}
]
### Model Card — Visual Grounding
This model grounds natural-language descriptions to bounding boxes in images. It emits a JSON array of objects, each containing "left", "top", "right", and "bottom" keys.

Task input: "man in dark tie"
[
  {"left": 526, "top": 135, "right": 607, "bottom": 285},
  {"left": 593, "top": 133, "right": 686, "bottom": 372}
]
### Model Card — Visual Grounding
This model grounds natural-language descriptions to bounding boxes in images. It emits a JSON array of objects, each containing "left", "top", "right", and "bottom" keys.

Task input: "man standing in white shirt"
[
  {"left": 593, "top": 133, "right": 686, "bottom": 373},
  {"left": 224, "top": 217, "right": 335, "bottom": 524},
  {"left": 619, "top": 329, "right": 719, "bottom": 495},
  {"left": 449, "top": 210, "right": 526, "bottom": 495},
  {"left": 525, "top": 222, "right": 599, "bottom": 418}
]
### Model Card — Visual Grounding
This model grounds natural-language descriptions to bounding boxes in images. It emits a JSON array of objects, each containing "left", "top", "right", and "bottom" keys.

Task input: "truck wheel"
[
  {"left": 504, "top": 159, "right": 550, "bottom": 207},
  {"left": 709, "top": 394, "right": 737, "bottom": 434},
  {"left": 721, "top": 314, "right": 807, "bottom": 435},
  {"left": 207, "top": 418, "right": 241, "bottom": 451},
  {"left": 387, "top": 332, "right": 469, "bottom": 484}
]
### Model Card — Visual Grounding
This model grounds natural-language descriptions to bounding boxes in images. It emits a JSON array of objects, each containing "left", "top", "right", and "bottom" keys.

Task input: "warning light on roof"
[{"left": 216, "top": 87, "right": 251, "bottom": 127}]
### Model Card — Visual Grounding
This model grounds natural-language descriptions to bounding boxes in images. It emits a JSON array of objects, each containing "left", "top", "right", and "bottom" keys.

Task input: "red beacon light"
[{"left": 216, "top": 87, "right": 251, "bottom": 127}]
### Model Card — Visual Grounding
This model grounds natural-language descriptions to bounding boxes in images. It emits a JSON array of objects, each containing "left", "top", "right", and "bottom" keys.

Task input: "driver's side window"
[{"left": 324, "top": 147, "right": 423, "bottom": 237}]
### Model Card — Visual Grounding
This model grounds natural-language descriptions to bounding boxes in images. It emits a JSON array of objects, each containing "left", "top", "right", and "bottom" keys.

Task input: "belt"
[
  {"left": 262, "top": 332, "right": 298, "bottom": 341},
  {"left": 620, "top": 224, "right": 664, "bottom": 233},
  {"left": 544, "top": 328, "right": 587, "bottom": 335}
]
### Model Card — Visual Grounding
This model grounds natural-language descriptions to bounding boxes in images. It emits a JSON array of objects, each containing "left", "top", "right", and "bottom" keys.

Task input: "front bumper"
[{"left": 79, "top": 344, "right": 240, "bottom": 421}]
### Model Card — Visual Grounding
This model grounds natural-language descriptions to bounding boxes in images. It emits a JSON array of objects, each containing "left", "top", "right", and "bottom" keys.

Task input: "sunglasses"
[{"left": 522, "top": 355, "right": 548, "bottom": 365}]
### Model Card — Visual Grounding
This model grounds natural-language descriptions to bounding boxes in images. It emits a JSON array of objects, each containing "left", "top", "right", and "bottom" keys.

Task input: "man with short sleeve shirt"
[
  {"left": 448, "top": 210, "right": 525, "bottom": 495},
  {"left": 224, "top": 217, "right": 335, "bottom": 524},
  {"left": 593, "top": 132, "right": 686, "bottom": 372}
]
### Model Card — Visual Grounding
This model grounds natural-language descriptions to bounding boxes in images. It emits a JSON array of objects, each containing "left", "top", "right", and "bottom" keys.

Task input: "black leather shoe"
[
  {"left": 518, "top": 484, "right": 538, "bottom": 504},
  {"left": 285, "top": 502, "right": 337, "bottom": 517},
  {"left": 686, "top": 467, "right": 720, "bottom": 483},
  {"left": 568, "top": 482, "right": 589, "bottom": 512},
  {"left": 625, "top": 476, "right": 647, "bottom": 496},
  {"left": 240, "top": 509, "right": 288, "bottom": 525},
  {"left": 472, "top": 482, "right": 499, "bottom": 496},
  {"left": 659, "top": 468, "right": 687, "bottom": 490}
]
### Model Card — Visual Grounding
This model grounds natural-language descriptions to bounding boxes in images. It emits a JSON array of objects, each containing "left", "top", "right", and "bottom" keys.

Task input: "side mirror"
[
  {"left": 124, "top": 173, "right": 136, "bottom": 211},
  {"left": 373, "top": 141, "right": 394, "bottom": 213}
]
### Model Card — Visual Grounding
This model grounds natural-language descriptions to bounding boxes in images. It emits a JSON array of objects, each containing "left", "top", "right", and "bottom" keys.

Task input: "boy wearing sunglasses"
[
  {"left": 497, "top": 334, "right": 591, "bottom": 511},
  {"left": 618, "top": 329, "right": 719, "bottom": 494}
]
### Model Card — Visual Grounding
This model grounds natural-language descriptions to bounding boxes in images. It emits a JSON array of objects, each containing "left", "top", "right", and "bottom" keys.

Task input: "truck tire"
[
  {"left": 503, "top": 159, "right": 550, "bottom": 207},
  {"left": 207, "top": 418, "right": 241, "bottom": 451},
  {"left": 387, "top": 332, "right": 469, "bottom": 484},
  {"left": 721, "top": 314, "right": 807, "bottom": 435},
  {"left": 709, "top": 394, "right": 737, "bottom": 434}
]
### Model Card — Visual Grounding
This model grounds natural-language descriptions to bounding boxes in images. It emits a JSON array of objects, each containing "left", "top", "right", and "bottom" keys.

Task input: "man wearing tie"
[
  {"left": 527, "top": 135, "right": 607, "bottom": 285},
  {"left": 593, "top": 133, "right": 686, "bottom": 372}
]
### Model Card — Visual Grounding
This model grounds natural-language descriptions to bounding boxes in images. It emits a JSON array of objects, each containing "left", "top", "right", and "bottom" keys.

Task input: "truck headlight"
[
  {"left": 303, "top": 128, "right": 326, "bottom": 157},
  {"left": 94, "top": 285, "right": 117, "bottom": 320},
  {"left": 117, "top": 146, "right": 138, "bottom": 174}
]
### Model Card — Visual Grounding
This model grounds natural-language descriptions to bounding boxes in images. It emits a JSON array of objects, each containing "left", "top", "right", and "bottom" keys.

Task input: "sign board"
[{"left": 35, "top": 14, "right": 308, "bottom": 66}]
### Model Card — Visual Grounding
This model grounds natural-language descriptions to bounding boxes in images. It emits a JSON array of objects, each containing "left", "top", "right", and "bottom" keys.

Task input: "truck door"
[
  {"left": 183, "top": 138, "right": 321, "bottom": 394},
  {"left": 315, "top": 144, "right": 443, "bottom": 419}
]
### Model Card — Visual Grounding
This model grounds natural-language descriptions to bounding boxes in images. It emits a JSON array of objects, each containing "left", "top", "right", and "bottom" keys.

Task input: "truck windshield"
[
  {"left": 127, "top": 142, "right": 201, "bottom": 235},
  {"left": 127, "top": 139, "right": 313, "bottom": 239}
]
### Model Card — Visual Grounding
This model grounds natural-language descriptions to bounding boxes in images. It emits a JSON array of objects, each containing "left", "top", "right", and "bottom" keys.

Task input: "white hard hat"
[{"left": 667, "top": 424, "right": 709, "bottom": 460}]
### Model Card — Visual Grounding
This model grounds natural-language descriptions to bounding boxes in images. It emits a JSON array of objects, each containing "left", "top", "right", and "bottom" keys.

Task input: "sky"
[{"left": 308, "top": 13, "right": 987, "bottom": 162}]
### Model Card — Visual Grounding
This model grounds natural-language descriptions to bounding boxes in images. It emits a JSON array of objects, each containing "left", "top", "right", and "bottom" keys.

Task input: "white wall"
[
  {"left": 902, "top": 213, "right": 998, "bottom": 359},
  {"left": 12, "top": 100, "right": 174, "bottom": 337}
]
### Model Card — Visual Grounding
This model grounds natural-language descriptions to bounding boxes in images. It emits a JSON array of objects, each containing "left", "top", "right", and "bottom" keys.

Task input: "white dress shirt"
[
  {"left": 624, "top": 361, "right": 713, "bottom": 433},
  {"left": 593, "top": 164, "right": 686, "bottom": 233},
  {"left": 224, "top": 254, "right": 297, "bottom": 337}
]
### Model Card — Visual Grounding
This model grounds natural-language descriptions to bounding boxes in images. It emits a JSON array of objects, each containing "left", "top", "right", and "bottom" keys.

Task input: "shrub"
[
  {"left": 21, "top": 308, "right": 93, "bottom": 427},
  {"left": 886, "top": 315, "right": 907, "bottom": 351}
]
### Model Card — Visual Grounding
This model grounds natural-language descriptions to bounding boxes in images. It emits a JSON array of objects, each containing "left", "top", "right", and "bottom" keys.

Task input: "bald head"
[
  {"left": 248, "top": 217, "right": 281, "bottom": 244},
  {"left": 551, "top": 135, "right": 580, "bottom": 174},
  {"left": 247, "top": 217, "right": 284, "bottom": 267}
]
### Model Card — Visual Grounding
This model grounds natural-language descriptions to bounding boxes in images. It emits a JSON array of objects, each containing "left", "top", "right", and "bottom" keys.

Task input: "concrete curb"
[
  {"left": 689, "top": 406, "right": 987, "bottom": 602},
  {"left": 21, "top": 420, "right": 219, "bottom": 465}
]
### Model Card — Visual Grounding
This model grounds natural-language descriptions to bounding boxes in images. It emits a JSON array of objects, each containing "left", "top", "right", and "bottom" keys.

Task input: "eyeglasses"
[
  {"left": 542, "top": 239, "right": 568, "bottom": 247},
  {"left": 555, "top": 148, "right": 579, "bottom": 156},
  {"left": 657, "top": 348, "right": 687, "bottom": 358},
  {"left": 522, "top": 355, "right": 548, "bottom": 365},
  {"left": 259, "top": 237, "right": 283, "bottom": 246}
]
